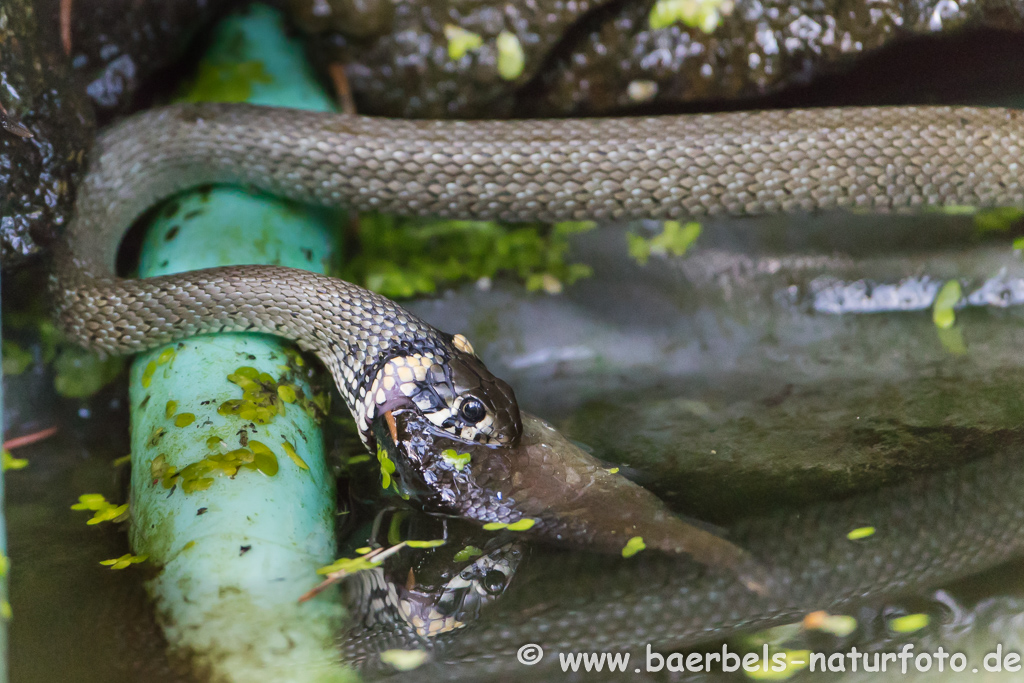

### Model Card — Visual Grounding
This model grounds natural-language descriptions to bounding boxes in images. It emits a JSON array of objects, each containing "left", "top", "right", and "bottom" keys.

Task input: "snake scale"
[{"left": 54, "top": 103, "right": 1024, "bottom": 436}]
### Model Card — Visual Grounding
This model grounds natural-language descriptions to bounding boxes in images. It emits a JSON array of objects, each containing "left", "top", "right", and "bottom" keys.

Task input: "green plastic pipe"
[{"left": 127, "top": 6, "right": 352, "bottom": 682}]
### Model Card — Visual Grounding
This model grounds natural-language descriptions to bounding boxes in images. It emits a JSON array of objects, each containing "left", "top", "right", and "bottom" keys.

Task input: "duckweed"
[
  {"left": 496, "top": 31, "right": 525, "bottom": 81},
  {"left": 629, "top": 221, "right": 702, "bottom": 265},
  {"left": 2, "top": 450, "right": 28, "bottom": 471},
  {"left": 71, "top": 494, "right": 128, "bottom": 525},
  {"left": 933, "top": 280, "right": 962, "bottom": 330},
  {"left": 99, "top": 553, "right": 149, "bottom": 570},
  {"left": 846, "top": 526, "right": 875, "bottom": 541},
  {"left": 142, "top": 348, "right": 177, "bottom": 388},
  {"left": 174, "top": 413, "right": 196, "bottom": 427},
  {"left": 621, "top": 535, "right": 646, "bottom": 558},
  {"left": 888, "top": 613, "right": 930, "bottom": 634},
  {"left": 405, "top": 539, "right": 446, "bottom": 549},
  {"left": 743, "top": 649, "right": 810, "bottom": 680},
  {"left": 649, "top": 0, "right": 732, "bottom": 33},
  {"left": 379, "top": 649, "right": 428, "bottom": 671},
  {"left": 165, "top": 400, "right": 178, "bottom": 418},
  {"left": 147, "top": 427, "right": 167, "bottom": 447},
  {"left": 281, "top": 440, "right": 309, "bottom": 470},
  {"left": 803, "top": 611, "right": 857, "bottom": 637},
  {"left": 376, "top": 442, "right": 397, "bottom": 490},
  {"left": 444, "top": 24, "right": 483, "bottom": 60},
  {"left": 111, "top": 454, "right": 132, "bottom": 467},
  {"left": 483, "top": 518, "right": 536, "bottom": 531},
  {"left": 441, "top": 448, "right": 471, "bottom": 470},
  {"left": 453, "top": 546, "right": 483, "bottom": 562},
  {"left": 218, "top": 365, "right": 324, "bottom": 424},
  {"left": 151, "top": 440, "right": 280, "bottom": 494},
  {"left": 0, "top": 601, "right": 11, "bottom": 620}
]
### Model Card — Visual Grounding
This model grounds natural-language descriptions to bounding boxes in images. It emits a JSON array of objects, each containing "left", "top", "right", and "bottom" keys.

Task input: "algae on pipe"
[{"left": 127, "top": 5, "right": 352, "bottom": 682}]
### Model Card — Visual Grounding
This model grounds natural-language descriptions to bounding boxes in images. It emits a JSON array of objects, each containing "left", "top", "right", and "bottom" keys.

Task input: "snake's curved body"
[{"left": 55, "top": 103, "right": 1024, "bottom": 435}]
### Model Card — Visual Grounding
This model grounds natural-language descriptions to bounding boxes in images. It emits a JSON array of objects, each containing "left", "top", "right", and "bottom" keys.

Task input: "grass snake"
[{"left": 51, "top": 103, "right": 1024, "bottom": 663}]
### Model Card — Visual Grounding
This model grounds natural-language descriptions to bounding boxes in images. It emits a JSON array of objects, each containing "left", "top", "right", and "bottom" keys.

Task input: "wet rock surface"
[
  {"left": 0, "top": 0, "right": 93, "bottom": 267},
  {"left": 302, "top": 0, "right": 1024, "bottom": 117},
  {"left": 34, "top": 0, "right": 233, "bottom": 115},
  {"left": 1, "top": 0, "right": 235, "bottom": 268}
]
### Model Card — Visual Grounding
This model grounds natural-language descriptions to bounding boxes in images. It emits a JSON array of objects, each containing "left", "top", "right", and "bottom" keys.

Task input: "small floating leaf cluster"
[
  {"left": 482, "top": 518, "right": 536, "bottom": 531},
  {"left": 100, "top": 553, "right": 149, "bottom": 570},
  {"left": 141, "top": 348, "right": 177, "bottom": 388},
  {"left": 71, "top": 494, "right": 128, "bottom": 525},
  {"left": 150, "top": 438, "right": 280, "bottom": 494},
  {"left": 342, "top": 216, "right": 595, "bottom": 299},
  {"left": 218, "top": 365, "right": 329, "bottom": 425}
]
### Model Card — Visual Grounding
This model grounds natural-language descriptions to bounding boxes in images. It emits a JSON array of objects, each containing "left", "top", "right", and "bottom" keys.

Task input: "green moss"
[{"left": 341, "top": 215, "right": 595, "bottom": 299}]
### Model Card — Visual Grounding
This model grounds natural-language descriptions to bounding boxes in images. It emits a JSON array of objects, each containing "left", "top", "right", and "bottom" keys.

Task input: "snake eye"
[
  {"left": 482, "top": 569, "right": 507, "bottom": 595},
  {"left": 459, "top": 398, "right": 487, "bottom": 424}
]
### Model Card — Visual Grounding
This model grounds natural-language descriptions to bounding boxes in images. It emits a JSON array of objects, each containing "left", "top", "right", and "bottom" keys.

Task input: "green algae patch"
[
  {"left": 100, "top": 553, "right": 149, "bottom": 570},
  {"left": 622, "top": 535, "right": 646, "bottom": 558},
  {"left": 441, "top": 448, "right": 471, "bottom": 470},
  {"left": 845, "top": 526, "right": 875, "bottom": 541},
  {"left": 453, "top": 545, "right": 483, "bottom": 562},
  {"left": 444, "top": 24, "right": 483, "bottom": 60},
  {"left": 629, "top": 221, "right": 702, "bottom": 265}
]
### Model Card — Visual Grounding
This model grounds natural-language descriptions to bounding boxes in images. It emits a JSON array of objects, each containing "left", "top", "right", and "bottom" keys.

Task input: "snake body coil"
[{"left": 55, "top": 103, "right": 1024, "bottom": 439}]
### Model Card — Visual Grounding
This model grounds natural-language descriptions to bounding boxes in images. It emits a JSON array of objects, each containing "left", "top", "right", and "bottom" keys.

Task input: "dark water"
[{"left": 9, "top": 207, "right": 1024, "bottom": 682}]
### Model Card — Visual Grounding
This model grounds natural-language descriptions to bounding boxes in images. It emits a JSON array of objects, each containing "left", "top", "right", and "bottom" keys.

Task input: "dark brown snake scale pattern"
[{"left": 55, "top": 103, "right": 1024, "bottom": 426}]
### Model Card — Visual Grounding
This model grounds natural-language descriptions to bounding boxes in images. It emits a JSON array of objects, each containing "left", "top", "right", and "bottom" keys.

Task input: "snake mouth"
[{"left": 374, "top": 408, "right": 769, "bottom": 594}]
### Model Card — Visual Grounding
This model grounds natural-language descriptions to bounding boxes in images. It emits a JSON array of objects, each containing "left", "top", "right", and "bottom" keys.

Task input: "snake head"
[{"left": 368, "top": 339, "right": 521, "bottom": 447}]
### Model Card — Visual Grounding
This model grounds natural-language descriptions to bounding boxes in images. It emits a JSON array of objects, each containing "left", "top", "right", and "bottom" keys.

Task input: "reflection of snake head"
[{"left": 366, "top": 333, "right": 521, "bottom": 447}]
